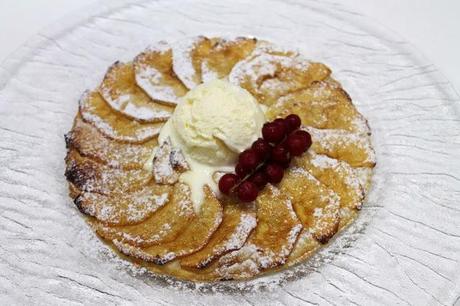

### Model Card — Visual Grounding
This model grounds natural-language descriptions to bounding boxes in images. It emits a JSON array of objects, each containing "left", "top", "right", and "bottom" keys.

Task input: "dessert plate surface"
[{"left": 0, "top": 0, "right": 459, "bottom": 304}]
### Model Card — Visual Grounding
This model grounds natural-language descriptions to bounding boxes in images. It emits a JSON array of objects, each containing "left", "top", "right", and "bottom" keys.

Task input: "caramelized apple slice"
[
  {"left": 74, "top": 182, "right": 171, "bottom": 226},
  {"left": 92, "top": 183, "right": 194, "bottom": 247},
  {"left": 65, "top": 116, "right": 157, "bottom": 169},
  {"left": 201, "top": 37, "right": 257, "bottom": 82},
  {"left": 229, "top": 43, "right": 330, "bottom": 105},
  {"left": 216, "top": 185, "right": 302, "bottom": 280},
  {"left": 99, "top": 61, "right": 173, "bottom": 122},
  {"left": 172, "top": 36, "right": 214, "bottom": 89},
  {"left": 180, "top": 198, "right": 257, "bottom": 269},
  {"left": 266, "top": 78, "right": 370, "bottom": 134},
  {"left": 134, "top": 41, "right": 188, "bottom": 105},
  {"left": 293, "top": 152, "right": 365, "bottom": 228},
  {"left": 113, "top": 186, "right": 223, "bottom": 264},
  {"left": 79, "top": 91, "right": 163, "bottom": 143},
  {"left": 305, "top": 127, "right": 376, "bottom": 168},
  {"left": 65, "top": 150, "right": 152, "bottom": 195},
  {"left": 287, "top": 231, "right": 321, "bottom": 264},
  {"left": 279, "top": 167, "right": 340, "bottom": 244}
]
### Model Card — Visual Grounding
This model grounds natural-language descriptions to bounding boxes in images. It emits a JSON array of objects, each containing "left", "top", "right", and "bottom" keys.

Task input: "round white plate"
[{"left": 1, "top": 0, "right": 459, "bottom": 304}]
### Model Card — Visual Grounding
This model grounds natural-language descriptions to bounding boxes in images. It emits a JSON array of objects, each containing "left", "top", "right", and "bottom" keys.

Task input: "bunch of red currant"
[{"left": 218, "top": 114, "right": 312, "bottom": 202}]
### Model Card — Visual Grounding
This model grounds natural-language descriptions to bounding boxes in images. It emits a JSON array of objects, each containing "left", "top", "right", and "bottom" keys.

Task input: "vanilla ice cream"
[
  {"left": 172, "top": 79, "right": 265, "bottom": 165},
  {"left": 158, "top": 79, "right": 266, "bottom": 210}
]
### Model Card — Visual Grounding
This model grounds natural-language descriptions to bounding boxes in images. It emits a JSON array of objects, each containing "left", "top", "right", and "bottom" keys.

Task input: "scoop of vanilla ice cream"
[{"left": 171, "top": 79, "right": 266, "bottom": 166}]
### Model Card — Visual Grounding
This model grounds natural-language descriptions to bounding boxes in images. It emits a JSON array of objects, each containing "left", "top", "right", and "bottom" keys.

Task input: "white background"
[{"left": 0, "top": 0, "right": 459, "bottom": 93}]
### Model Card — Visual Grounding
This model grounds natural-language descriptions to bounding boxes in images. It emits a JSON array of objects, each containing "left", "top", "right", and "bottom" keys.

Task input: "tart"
[{"left": 64, "top": 36, "right": 375, "bottom": 281}]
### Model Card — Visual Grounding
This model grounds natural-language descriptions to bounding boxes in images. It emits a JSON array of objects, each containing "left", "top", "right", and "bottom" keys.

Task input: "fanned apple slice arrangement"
[{"left": 65, "top": 36, "right": 375, "bottom": 281}]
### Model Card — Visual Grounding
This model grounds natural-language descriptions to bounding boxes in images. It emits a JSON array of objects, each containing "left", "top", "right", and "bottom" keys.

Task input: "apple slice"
[
  {"left": 66, "top": 116, "right": 157, "bottom": 169},
  {"left": 99, "top": 61, "right": 173, "bottom": 122},
  {"left": 79, "top": 90, "right": 163, "bottom": 143},
  {"left": 134, "top": 41, "right": 188, "bottom": 105}
]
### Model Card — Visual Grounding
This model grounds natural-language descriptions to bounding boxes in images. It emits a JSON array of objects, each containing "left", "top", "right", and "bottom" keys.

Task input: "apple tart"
[{"left": 65, "top": 36, "right": 375, "bottom": 281}]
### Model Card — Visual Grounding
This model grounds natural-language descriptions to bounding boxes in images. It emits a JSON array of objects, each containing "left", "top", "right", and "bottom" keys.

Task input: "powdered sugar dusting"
[
  {"left": 304, "top": 126, "right": 376, "bottom": 166},
  {"left": 308, "top": 152, "right": 364, "bottom": 210},
  {"left": 77, "top": 190, "right": 169, "bottom": 225},
  {"left": 112, "top": 188, "right": 223, "bottom": 265},
  {"left": 114, "top": 94, "right": 172, "bottom": 122},
  {"left": 136, "top": 67, "right": 182, "bottom": 105},
  {"left": 65, "top": 150, "right": 152, "bottom": 195},
  {"left": 225, "top": 213, "right": 257, "bottom": 250},
  {"left": 135, "top": 41, "right": 184, "bottom": 105},
  {"left": 172, "top": 36, "right": 206, "bottom": 89},
  {"left": 152, "top": 138, "right": 189, "bottom": 184},
  {"left": 270, "top": 77, "right": 371, "bottom": 134},
  {"left": 78, "top": 91, "right": 162, "bottom": 142},
  {"left": 201, "top": 61, "right": 220, "bottom": 83},
  {"left": 216, "top": 186, "right": 302, "bottom": 279},
  {"left": 66, "top": 117, "right": 156, "bottom": 169},
  {"left": 99, "top": 61, "right": 172, "bottom": 122},
  {"left": 187, "top": 212, "right": 257, "bottom": 269},
  {"left": 228, "top": 43, "right": 319, "bottom": 104}
]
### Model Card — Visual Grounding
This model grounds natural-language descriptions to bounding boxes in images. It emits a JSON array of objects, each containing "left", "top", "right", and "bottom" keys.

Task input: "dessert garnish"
[{"left": 218, "top": 114, "right": 312, "bottom": 202}]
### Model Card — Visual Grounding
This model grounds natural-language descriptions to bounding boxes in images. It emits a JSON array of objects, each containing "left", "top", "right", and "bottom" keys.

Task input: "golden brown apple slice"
[
  {"left": 172, "top": 36, "right": 214, "bottom": 89},
  {"left": 99, "top": 61, "right": 173, "bottom": 122},
  {"left": 64, "top": 149, "right": 152, "bottom": 195},
  {"left": 65, "top": 116, "right": 157, "bottom": 169},
  {"left": 216, "top": 185, "right": 302, "bottom": 280},
  {"left": 305, "top": 127, "right": 376, "bottom": 168},
  {"left": 134, "top": 41, "right": 188, "bottom": 105},
  {"left": 201, "top": 37, "right": 257, "bottom": 82},
  {"left": 279, "top": 167, "right": 340, "bottom": 244},
  {"left": 266, "top": 78, "right": 370, "bottom": 134},
  {"left": 287, "top": 231, "right": 321, "bottom": 265},
  {"left": 92, "top": 183, "right": 195, "bottom": 247},
  {"left": 293, "top": 152, "right": 365, "bottom": 228},
  {"left": 113, "top": 186, "right": 223, "bottom": 264},
  {"left": 229, "top": 43, "right": 330, "bottom": 106},
  {"left": 79, "top": 90, "right": 163, "bottom": 143},
  {"left": 74, "top": 182, "right": 171, "bottom": 226},
  {"left": 180, "top": 198, "right": 257, "bottom": 269}
]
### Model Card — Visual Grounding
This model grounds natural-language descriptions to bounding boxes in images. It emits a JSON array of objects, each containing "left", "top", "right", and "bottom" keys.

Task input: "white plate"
[{"left": 0, "top": 0, "right": 459, "bottom": 304}]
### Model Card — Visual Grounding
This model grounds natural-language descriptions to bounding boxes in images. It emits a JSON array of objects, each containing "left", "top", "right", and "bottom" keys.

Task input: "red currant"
[
  {"left": 285, "top": 114, "right": 301, "bottom": 132},
  {"left": 238, "top": 181, "right": 259, "bottom": 202},
  {"left": 274, "top": 118, "right": 289, "bottom": 132},
  {"left": 279, "top": 155, "right": 292, "bottom": 169},
  {"left": 262, "top": 122, "right": 286, "bottom": 143},
  {"left": 286, "top": 133, "right": 307, "bottom": 156},
  {"left": 294, "top": 130, "right": 312, "bottom": 151},
  {"left": 252, "top": 138, "right": 271, "bottom": 160},
  {"left": 238, "top": 149, "right": 260, "bottom": 171},
  {"left": 235, "top": 163, "right": 248, "bottom": 178},
  {"left": 249, "top": 171, "right": 268, "bottom": 189},
  {"left": 264, "top": 163, "right": 284, "bottom": 183},
  {"left": 271, "top": 144, "right": 290, "bottom": 164},
  {"left": 218, "top": 173, "right": 239, "bottom": 195}
]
